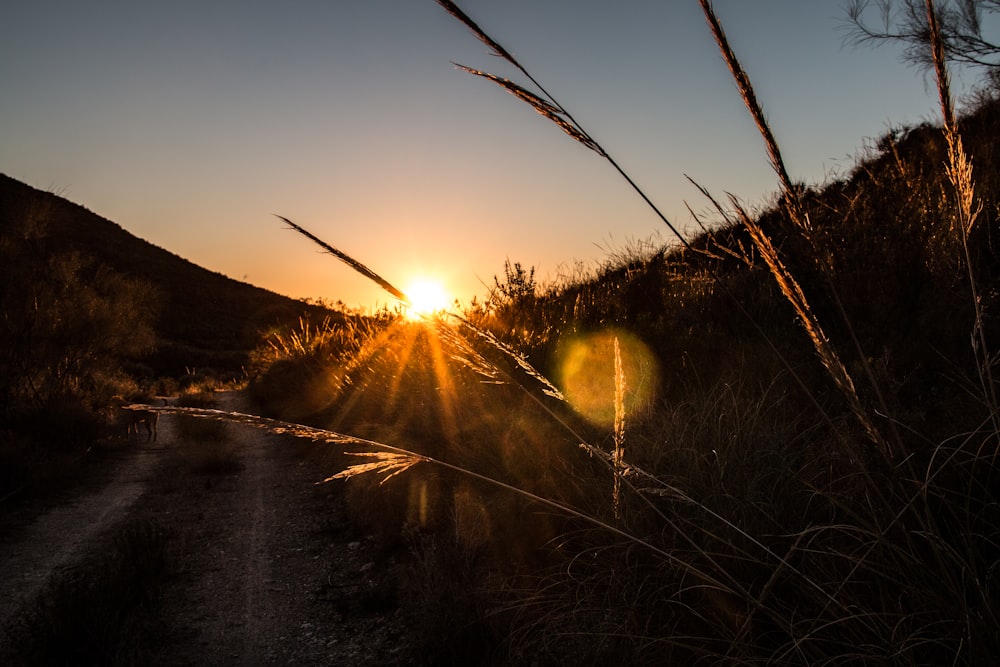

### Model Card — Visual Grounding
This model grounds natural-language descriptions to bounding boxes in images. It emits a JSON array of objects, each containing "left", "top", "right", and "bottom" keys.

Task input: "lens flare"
[{"left": 555, "top": 329, "right": 658, "bottom": 427}]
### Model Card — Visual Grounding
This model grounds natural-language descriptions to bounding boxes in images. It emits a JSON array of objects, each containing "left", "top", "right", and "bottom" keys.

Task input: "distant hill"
[{"left": 0, "top": 173, "right": 337, "bottom": 376}]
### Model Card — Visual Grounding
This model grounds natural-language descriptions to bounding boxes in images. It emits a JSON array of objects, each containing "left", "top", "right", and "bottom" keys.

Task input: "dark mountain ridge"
[{"left": 0, "top": 173, "right": 336, "bottom": 375}]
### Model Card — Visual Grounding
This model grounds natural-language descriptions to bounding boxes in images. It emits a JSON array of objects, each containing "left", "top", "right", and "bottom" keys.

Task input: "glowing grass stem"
[
  {"left": 127, "top": 403, "right": 734, "bottom": 592},
  {"left": 612, "top": 336, "right": 625, "bottom": 519}
]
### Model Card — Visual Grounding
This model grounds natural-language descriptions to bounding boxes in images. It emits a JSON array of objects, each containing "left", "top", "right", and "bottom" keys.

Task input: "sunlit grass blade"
[
  {"left": 455, "top": 64, "right": 605, "bottom": 155},
  {"left": 728, "top": 199, "right": 883, "bottom": 452},
  {"left": 427, "top": 315, "right": 504, "bottom": 382},
  {"left": 326, "top": 451, "right": 424, "bottom": 485},
  {"left": 435, "top": 0, "right": 517, "bottom": 66},
  {"left": 925, "top": 0, "right": 997, "bottom": 423},
  {"left": 277, "top": 215, "right": 411, "bottom": 306},
  {"left": 448, "top": 313, "right": 565, "bottom": 400},
  {"left": 127, "top": 403, "right": 736, "bottom": 592},
  {"left": 612, "top": 336, "right": 625, "bottom": 519}
]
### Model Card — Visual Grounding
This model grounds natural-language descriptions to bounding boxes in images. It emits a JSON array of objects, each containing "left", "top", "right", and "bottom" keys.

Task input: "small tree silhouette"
[{"left": 486, "top": 260, "right": 537, "bottom": 338}]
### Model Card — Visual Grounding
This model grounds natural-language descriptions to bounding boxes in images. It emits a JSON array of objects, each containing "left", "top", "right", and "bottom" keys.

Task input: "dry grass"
[{"left": 158, "top": 1, "right": 1000, "bottom": 664}]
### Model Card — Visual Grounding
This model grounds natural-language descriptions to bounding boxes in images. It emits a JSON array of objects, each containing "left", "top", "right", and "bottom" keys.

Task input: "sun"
[{"left": 403, "top": 278, "right": 451, "bottom": 319}]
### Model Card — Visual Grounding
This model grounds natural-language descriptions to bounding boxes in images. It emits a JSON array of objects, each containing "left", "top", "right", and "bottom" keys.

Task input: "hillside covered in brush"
[
  {"left": 246, "top": 85, "right": 1000, "bottom": 664},
  {"left": 486, "top": 90, "right": 1000, "bottom": 444},
  {"left": 0, "top": 174, "right": 335, "bottom": 375}
]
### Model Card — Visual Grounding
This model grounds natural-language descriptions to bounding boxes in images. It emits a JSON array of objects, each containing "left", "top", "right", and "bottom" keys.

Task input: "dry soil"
[{"left": 0, "top": 391, "right": 413, "bottom": 665}]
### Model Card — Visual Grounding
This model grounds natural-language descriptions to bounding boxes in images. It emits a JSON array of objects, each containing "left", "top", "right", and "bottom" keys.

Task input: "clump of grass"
[
  {"left": 174, "top": 389, "right": 227, "bottom": 444},
  {"left": 164, "top": 389, "right": 244, "bottom": 474},
  {"left": 397, "top": 527, "right": 504, "bottom": 665},
  {"left": 247, "top": 311, "right": 394, "bottom": 421},
  {"left": 175, "top": 389, "right": 217, "bottom": 409}
]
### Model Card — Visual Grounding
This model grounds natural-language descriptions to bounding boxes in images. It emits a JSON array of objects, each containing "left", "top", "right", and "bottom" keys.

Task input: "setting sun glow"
[{"left": 403, "top": 279, "right": 451, "bottom": 319}]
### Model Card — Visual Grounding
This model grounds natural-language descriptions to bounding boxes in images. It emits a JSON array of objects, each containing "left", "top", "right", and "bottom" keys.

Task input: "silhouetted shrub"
[{"left": 0, "top": 193, "right": 159, "bottom": 441}]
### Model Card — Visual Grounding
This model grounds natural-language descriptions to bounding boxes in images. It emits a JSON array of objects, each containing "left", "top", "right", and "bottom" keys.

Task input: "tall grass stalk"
[
  {"left": 697, "top": 0, "right": 899, "bottom": 460},
  {"left": 612, "top": 336, "right": 625, "bottom": 520},
  {"left": 278, "top": 215, "right": 410, "bottom": 305},
  {"left": 925, "top": 0, "right": 997, "bottom": 426},
  {"left": 734, "top": 197, "right": 871, "bottom": 428},
  {"left": 437, "top": 0, "right": 688, "bottom": 251}
]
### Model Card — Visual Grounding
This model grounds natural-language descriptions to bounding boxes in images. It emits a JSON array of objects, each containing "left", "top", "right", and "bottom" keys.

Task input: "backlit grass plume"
[
  {"left": 277, "top": 215, "right": 410, "bottom": 305},
  {"left": 124, "top": 402, "right": 735, "bottom": 591},
  {"left": 612, "top": 336, "right": 626, "bottom": 519},
  {"left": 453, "top": 65, "right": 605, "bottom": 155},
  {"left": 328, "top": 451, "right": 424, "bottom": 485},
  {"left": 436, "top": 0, "right": 602, "bottom": 153},
  {"left": 436, "top": 0, "right": 692, "bottom": 250},
  {"left": 925, "top": 0, "right": 997, "bottom": 422}
]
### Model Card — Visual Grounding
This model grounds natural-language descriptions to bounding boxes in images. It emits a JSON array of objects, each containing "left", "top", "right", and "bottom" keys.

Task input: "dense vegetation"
[
  {"left": 0, "top": 175, "right": 335, "bottom": 501},
  {"left": 5, "top": 2, "right": 1000, "bottom": 662},
  {"left": 0, "top": 193, "right": 163, "bottom": 506},
  {"left": 246, "top": 23, "right": 1000, "bottom": 667},
  {"left": 0, "top": 175, "right": 336, "bottom": 381}
]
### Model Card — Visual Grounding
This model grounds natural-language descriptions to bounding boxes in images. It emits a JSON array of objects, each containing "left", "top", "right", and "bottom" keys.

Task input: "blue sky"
[{"left": 1, "top": 1, "right": 977, "bottom": 309}]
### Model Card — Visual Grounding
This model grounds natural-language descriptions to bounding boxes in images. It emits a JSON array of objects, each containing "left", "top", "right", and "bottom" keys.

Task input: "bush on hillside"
[{"left": 0, "top": 194, "right": 159, "bottom": 442}]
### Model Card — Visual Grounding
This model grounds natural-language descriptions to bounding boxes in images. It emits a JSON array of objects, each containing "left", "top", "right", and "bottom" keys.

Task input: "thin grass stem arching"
[{"left": 698, "top": 0, "right": 901, "bottom": 460}]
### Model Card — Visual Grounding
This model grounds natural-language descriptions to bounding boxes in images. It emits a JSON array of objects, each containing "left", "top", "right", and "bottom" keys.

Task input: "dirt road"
[
  {"left": 0, "top": 392, "right": 411, "bottom": 665},
  {"left": 0, "top": 418, "right": 162, "bottom": 632}
]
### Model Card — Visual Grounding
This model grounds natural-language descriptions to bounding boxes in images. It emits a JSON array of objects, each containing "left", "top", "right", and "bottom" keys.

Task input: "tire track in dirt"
[
  {"left": 150, "top": 391, "right": 410, "bottom": 666},
  {"left": 241, "top": 430, "right": 269, "bottom": 661},
  {"left": 148, "top": 391, "right": 286, "bottom": 664},
  {"left": 0, "top": 391, "right": 411, "bottom": 664},
  {"left": 0, "top": 412, "right": 170, "bottom": 633}
]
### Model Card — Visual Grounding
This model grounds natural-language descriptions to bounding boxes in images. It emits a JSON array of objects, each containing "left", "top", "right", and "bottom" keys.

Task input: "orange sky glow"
[{"left": 3, "top": 1, "right": 971, "bottom": 311}]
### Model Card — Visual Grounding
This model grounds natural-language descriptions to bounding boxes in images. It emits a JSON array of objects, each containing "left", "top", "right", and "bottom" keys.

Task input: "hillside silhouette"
[{"left": 0, "top": 174, "right": 335, "bottom": 375}]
